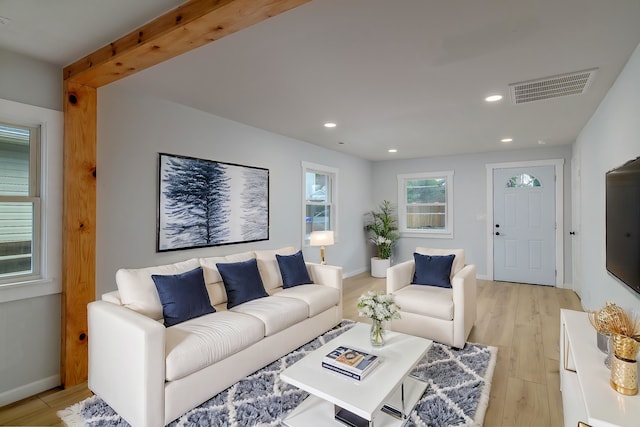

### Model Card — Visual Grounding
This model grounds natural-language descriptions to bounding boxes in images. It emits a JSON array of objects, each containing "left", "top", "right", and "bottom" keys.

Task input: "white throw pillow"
[
  {"left": 199, "top": 251, "right": 255, "bottom": 306},
  {"left": 116, "top": 258, "right": 201, "bottom": 320},
  {"left": 254, "top": 247, "right": 297, "bottom": 290}
]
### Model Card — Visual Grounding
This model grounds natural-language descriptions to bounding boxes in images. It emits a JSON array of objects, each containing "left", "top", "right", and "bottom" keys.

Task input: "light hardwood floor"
[{"left": 0, "top": 274, "right": 581, "bottom": 426}]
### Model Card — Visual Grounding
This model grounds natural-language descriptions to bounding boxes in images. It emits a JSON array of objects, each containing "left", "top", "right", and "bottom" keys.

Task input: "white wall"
[
  {"left": 371, "top": 145, "right": 573, "bottom": 283},
  {"left": 0, "top": 48, "right": 63, "bottom": 405},
  {"left": 573, "top": 42, "right": 640, "bottom": 311},
  {"left": 0, "top": 46, "right": 61, "bottom": 111},
  {"left": 96, "top": 87, "right": 373, "bottom": 297}
]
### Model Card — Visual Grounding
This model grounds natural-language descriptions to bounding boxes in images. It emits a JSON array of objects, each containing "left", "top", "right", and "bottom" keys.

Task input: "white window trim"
[
  {"left": 397, "top": 170, "right": 454, "bottom": 239},
  {"left": 0, "top": 98, "right": 63, "bottom": 302},
  {"left": 301, "top": 161, "right": 338, "bottom": 246}
]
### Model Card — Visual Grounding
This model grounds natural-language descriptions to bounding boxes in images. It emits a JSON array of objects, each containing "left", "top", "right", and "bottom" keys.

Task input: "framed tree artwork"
[{"left": 157, "top": 153, "right": 269, "bottom": 252}]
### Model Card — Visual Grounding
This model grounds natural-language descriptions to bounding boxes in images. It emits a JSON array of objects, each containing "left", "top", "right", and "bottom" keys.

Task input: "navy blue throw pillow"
[
  {"left": 412, "top": 253, "right": 456, "bottom": 288},
  {"left": 276, "top": 250, "right": 314, "bottom": 289},
  {"left": 217, "top": 258, "right": 269, "bottom": 309},
  {"left": 152, "top": 267, "right": 215, "bottom": 327}
]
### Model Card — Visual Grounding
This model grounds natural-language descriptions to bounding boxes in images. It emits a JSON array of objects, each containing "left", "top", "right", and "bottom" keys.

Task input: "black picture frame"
[{"left": 157, "top": 152, "right": 269, "bottom": 252}]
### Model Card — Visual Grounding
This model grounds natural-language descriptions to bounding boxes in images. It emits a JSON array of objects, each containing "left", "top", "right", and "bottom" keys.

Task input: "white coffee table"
[{"left": 280, "top": 322, "right": 432, "bottom": 427}]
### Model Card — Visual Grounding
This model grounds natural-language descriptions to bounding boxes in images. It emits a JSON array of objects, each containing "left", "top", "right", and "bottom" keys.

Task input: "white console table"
[{"left": 560, "top": 309, "right": 640, "bottom": 426}]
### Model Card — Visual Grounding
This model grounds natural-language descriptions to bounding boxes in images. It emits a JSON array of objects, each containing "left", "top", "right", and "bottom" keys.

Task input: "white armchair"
[{"left": 386, "top": 247, "right": 477, "bottom": 349}]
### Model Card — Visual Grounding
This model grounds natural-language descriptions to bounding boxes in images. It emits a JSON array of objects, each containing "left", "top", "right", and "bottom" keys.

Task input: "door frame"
[
  {"left": 485, "top": 159, "right": 565, "bottom": 287},
  {"left": 570, "top": 153, "right": 582, "bottom": 296}
]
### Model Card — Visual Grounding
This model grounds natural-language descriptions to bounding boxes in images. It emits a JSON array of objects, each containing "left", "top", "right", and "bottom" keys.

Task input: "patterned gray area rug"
[{"left": 59, "top": 321, "right": 497, "bottom": 427}]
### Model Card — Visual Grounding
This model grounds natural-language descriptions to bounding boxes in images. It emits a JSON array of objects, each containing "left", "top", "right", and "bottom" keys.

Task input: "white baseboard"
[
  {"left": 343, "top": 267, "right": 368, "bottom": 279},
  {"left": 0, "top": 375, "right": 60, "bottom": 407},
  {"left": 476, "top": 274, "right": 490, "bottom": 281}
]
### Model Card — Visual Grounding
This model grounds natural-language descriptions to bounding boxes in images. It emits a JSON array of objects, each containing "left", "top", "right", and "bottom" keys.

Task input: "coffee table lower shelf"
[{"left": 283, "top": 376, "right": 428, "bottom": 427}]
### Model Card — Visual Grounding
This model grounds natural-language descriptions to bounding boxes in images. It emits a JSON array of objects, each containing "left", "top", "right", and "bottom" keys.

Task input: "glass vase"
[
  {"left": 370, "top": 319, "right": 385, "bottom": 347},
  {"left": 605, "top": 335, "right": 613, "bottom": 369}
]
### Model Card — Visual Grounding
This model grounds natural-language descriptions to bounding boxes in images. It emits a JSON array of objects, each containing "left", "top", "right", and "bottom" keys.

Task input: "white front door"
[{"left": 493, "top": 166, "right": 556, "bottom": 286}]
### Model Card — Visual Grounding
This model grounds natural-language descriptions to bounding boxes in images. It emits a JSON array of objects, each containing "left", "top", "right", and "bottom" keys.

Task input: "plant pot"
[
  {"left": 371, "top": 257, "right": 390, "bottom": 278},
  {"left": 612, "top": 333, "right": 640, "bottom": 361},
  {"left": 611, "top": 355, "right": 638, "bottom": 395}
]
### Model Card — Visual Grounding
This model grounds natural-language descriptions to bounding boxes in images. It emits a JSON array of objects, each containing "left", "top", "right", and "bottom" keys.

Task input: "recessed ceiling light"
[
  {"left": 485, "top": 95, "right": 503, "bottom": 102},
  {"left": 324, "top": 122, "right": 337, "bottom": 128},
  {"left": 538, "top": 139, "right": 547, "bottom": 145},
  {"left": 388, "top": 149, "right": 397, "bottom": 153},
  {"left": 501, "top": 138, "right": 513, "bottom": 143}
]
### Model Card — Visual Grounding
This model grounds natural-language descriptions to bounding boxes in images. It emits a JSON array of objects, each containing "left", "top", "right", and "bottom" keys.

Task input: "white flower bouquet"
[
  {"left": 356, "top": 290, "right": 401, "bottom": 322},
  {"left": 357, "top": 291, "right": 400, "bottom": 346}
]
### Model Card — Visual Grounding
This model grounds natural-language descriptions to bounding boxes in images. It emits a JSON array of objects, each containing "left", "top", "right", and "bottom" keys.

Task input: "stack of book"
[{"left": 322, "top": 345, "right": 379, "bottom": 381}]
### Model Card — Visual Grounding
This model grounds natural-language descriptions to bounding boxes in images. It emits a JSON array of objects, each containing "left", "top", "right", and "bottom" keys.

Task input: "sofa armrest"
[
  {"left": 88, "top": 300, "right": 166, "bottom": 427},
  {"left": 387, "top": 260, "right": 415, "bottom": 294},
  {"left": 306, "top": 262, "right": 343, "bottom": 291},
  {"left": 306, "top": 262, "right": 343, "bottom": 315},
  {"left": 101, "top": 290, "right": 122, "bottom": 305},
  {"left": 451, "top": 264, "right": 477, "bottom": 347}
]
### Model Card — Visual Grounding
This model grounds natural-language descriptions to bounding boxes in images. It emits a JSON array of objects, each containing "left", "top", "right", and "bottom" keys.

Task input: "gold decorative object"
[
  {"left": 589, "top": 302, "right": 640, "bottom": 339},
  {"left": 610, "top": 356, "right": 638, "bottom": 395},
  {"left": 612, "top": 333, "right": 640, "bottom": 361},
  {"left": 588, "top": 302, "right": 640, "bottom": 394}
]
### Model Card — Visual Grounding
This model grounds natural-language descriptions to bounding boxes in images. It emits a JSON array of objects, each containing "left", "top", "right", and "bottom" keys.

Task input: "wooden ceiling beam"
[
  {"left": 60, "top": 0, "right": 311, "bottom": 387},
  {"left": 63, "top": 0, "right": 311, "bottom": 87}
]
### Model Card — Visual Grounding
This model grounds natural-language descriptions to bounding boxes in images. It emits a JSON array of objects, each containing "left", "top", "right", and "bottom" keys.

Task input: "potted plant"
[{"left": 365, "top": 200, "right": 399, "bottom": 277}]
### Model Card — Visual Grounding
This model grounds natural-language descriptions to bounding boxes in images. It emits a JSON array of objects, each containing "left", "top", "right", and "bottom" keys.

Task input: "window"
[
  {"left": 302, "top": 162, "right": 338, "bottom": 243},
  {"left": 0, "top": 122, "right": 40, "bottom": 282},
  {"left": 398, "top": 171, "right": 454, "bottom": 238},
  {"left": 506, "top": 173, "right": 541, "bottom": 188}
]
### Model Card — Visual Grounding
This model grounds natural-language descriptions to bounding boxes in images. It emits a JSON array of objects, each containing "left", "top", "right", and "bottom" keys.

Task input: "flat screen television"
[{"left": 606, "top": 156, "right": 640, "bottom": 295}]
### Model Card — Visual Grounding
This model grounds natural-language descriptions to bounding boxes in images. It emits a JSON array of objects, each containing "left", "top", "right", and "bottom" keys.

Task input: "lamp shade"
[{"left": 310, "top": 230, "right": 334, "bottom": 246}]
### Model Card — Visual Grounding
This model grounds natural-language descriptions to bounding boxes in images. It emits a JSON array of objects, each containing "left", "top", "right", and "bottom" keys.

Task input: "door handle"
[
  {"left": 570, "top": 231, "right": 576, "bottom": 235},
  {"left": 495, "top": 232, "right": 500, "bottom": 236}
]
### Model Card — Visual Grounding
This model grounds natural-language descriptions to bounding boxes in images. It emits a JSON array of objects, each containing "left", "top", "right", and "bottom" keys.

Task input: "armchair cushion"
[
  {"left": 152, "top": 267, "right": 215, "bottom": 327},
  {"left": 393, "top": 285, "right": 454, "bottom": 321},
  {"left": 412, "top": 253, "right": 455, "bottom": 288},
  {"left": 276, "top": 250, "right": 313, "bottom": 288}
]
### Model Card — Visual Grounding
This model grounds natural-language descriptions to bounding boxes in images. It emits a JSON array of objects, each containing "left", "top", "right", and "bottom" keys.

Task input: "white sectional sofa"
[{"left": 87, "top": 247, "right": 343, "bottom": 427}]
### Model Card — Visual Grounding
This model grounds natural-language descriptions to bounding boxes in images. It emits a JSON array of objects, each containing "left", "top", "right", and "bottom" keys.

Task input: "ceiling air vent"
[{"left": 509, "top": 68, "right": 598, "bottom": 105}]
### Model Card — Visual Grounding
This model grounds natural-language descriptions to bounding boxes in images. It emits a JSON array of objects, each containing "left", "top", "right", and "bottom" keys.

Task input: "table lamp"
[{"left": 310, "top": 230, "right": 334, "bottom": 265}]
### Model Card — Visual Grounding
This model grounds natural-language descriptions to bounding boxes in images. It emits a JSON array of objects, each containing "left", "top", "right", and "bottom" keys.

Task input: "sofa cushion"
[
  {"left": 415, "top": 247, "right": 465, "bottom": 278},
  {"left": 230, "top": 296, "right": 308, "bottom": 336},
  {"left": 274, "top": 284, "right": 339, "bottom": 317},
  {"left": 217, "top": 258, "right": 269, "bottom": 309},
  {"left": 165, "top": 311, "right": 265, "bottom": 381},
  {"left": 412, "top": 253, "right": 455, "bottom": 288},
  {"left": 116, "top": 258, "right": 201, "bottom": 320},
  {"left": 276, "top": 250, "right": 313, "bottom": 288},
  {"left": 152, "top": 267, "right": 215, "bottom": 327},
  {"left": 394, "top": 285, "right": 454, "bottom": 321},
  {"left": 255, "top": 247, "right": 297, "bottom": 290},
  {"left": 200, "top": 251, "right": 255, "bottom": 306}
]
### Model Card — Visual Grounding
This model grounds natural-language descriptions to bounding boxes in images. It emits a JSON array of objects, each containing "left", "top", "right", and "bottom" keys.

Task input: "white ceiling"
[{"left": 2, "top": 0, "right": 640, "bottom": 161}]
